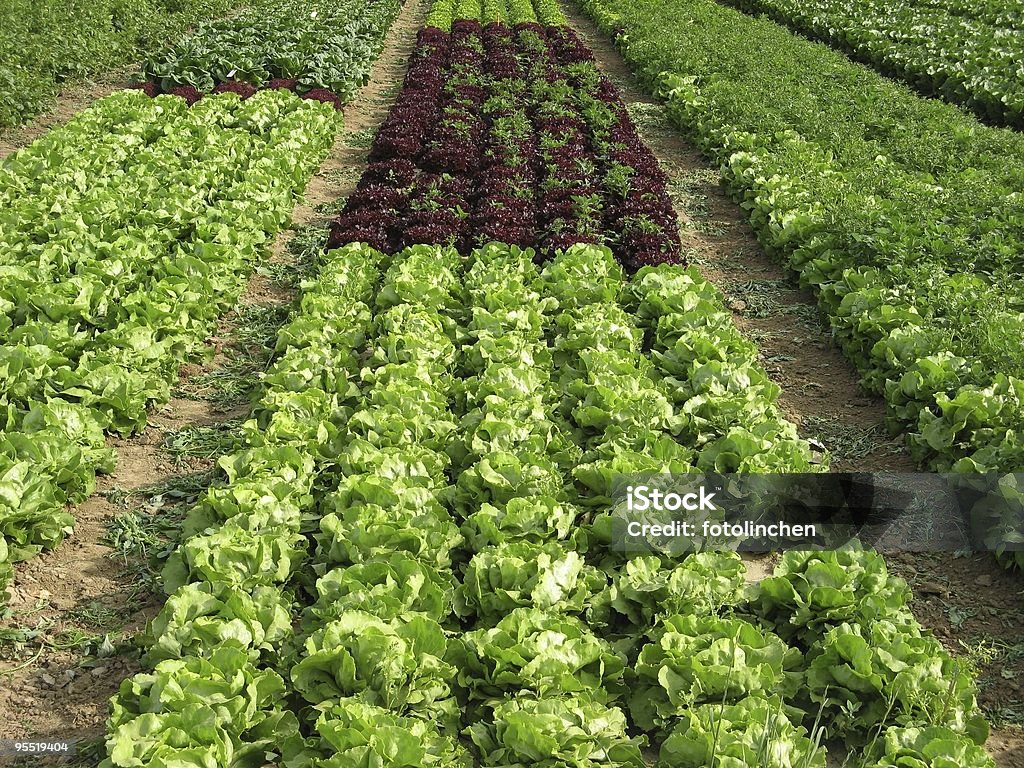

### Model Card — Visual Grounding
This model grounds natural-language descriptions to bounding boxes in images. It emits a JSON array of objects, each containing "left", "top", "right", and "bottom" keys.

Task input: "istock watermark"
[
  {"left": 609, "top": 472, "right": 1024, "bottom": 556},
  {"left": 625, "top": 484, "right": 718, "bottom": 512}
]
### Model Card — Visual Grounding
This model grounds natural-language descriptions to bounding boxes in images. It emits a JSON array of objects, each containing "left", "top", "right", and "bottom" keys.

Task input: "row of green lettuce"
[
  {"left": 141, "top": 0, "right": 403, "bottom": 97},
  {"left": 98, "top": 238, "right": 993, "bottom": 768},
  {"left": 0, "top": 0, "right": 238, "bottom": 128},
  {"left": 426, "top": 0, "right": 567, "bottom": 26},
  {"left": 0, "top": 88, "right": 341, "bottom": 607},
  {"left": 435, "top": 242, "right": 991, "bottom": 767},
  {"left": 574, "top": 0, "right": 1024, "bottom": 480},
  {"left": 720, "top": 0, "right": 1024, "bottom": 129}
]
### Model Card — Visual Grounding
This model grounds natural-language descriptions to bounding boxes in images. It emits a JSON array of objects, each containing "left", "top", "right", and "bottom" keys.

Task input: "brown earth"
[
  {"left": 887, "top": 551, "right": 1024, "bottom": 767},
  {"left": 560, "top": 3, "right": 1024, "bottom": 764},
  {"left": 0, "top": 0, "right": 427, "bottom": 760}
]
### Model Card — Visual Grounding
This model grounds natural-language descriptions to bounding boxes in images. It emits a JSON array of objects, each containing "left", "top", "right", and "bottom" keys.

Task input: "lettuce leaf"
[
  {"left": 630, "top": 613, "right": 801, "bottom": 734},
  {"left": 457, "top": 541, "right": 607, "bottom": 621},
  {"left": 861, "top": 726, "right": 995, "bottom": 768},
  {"left": 304, "top": 555, "right": 456, "bottom": 626},
  {"left": 290, "top": 610, "right": 458, "bottom": 726},
  {"left": 748, "top": 547, "right": 912, "bottom": 647},
  {"left": 467, "top": 693, "right": 645, "bottom": 768},
  {"left": 805, "top": 619, "right": 988, "bottom": 745},
  {"left": 299, "top": 698, "right": 473, "bottom": 768},
  {"left": 452, "top": 607, "right": 626, "bottom": 704},
  {"left": 657, "top": 695, "right": 825, "bottom": 768}
]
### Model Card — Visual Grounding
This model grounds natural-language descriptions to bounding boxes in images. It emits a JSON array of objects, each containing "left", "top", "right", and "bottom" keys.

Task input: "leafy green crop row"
[
  {"left": 0, "top": 89, "right": 340, "bottom": 606},
  {"left": 0, "top": 0, "right": 238, "bottom": 128},
  {"left": 721, "top": 0, "right": 1024, "bottom": 128},
  {"left": 142, "top": 0, "right": 402, "bottom": 97},
  {"left": 95, "top": 237, "right": 989, "bottom": 767},
  {"left": 425, "top": 0, "right": 565, "bottom": 28},
  {"left": 576, "top": 0, "right": 1024, "bottom": 476}
]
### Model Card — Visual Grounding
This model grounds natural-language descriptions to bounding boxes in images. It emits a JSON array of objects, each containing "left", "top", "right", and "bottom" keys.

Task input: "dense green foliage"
[
  {"left": 0, "top": 0, "right": 236, "bottom": 127},
  {"left": 97, "top": 240, "right": 990, "bottom": 768},
  {"left": 2, "top": 2, "right": 999, "bottom": 765},
  {"left": 425, "top": 0, "right": 565, "bottom": 29},
  {"left": 142, "top": 0, "right": 402, "bottom": 96},
  {"left": 862, "top": 726, "right": 996, "bottom": 768},
  {"left": 576, "top": 0, "right": 1024, "bottom": 475},
  {"left": 722, "top": 0, "right": 1024, "bottom": 128},
  {"left": 0, "top": 89, "right": 340, "bottom": 605}
]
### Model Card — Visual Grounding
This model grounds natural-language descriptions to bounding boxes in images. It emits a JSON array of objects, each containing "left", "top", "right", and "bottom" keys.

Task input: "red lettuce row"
[
  {"left": 128, "top": 79, "right": 345, "bottom": 110},
  {"left": 327, "top": 21, "right": 682, "bottom": 270}
]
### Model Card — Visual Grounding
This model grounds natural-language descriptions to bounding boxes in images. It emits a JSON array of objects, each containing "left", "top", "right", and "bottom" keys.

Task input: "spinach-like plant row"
[
  {"left": 98, "top": 239, "right": 991, "bottom": 768},
  {"left": 137, "top": 0, "right": 403, "bottom": 102},
  {"left": 722, "top": 0, "right": 1024, "bottom": 129},
  {"left": 0, "top": 0, "right": 238, "bottom": 128}
]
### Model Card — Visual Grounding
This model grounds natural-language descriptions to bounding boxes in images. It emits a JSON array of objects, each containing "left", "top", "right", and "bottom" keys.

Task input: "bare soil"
[
  {"left": 559, "top": 3, "right": 1024, "bottom": 764},
  {"left": 0, "top": 0, "right": 427, "bottom": 757},
  {"left": 887, "top": 551, "right": 1024, "bottom": 766}
]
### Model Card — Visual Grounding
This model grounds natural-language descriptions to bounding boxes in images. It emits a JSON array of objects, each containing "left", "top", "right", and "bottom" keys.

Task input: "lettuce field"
[{"left": 0, "top": 0, "right": 1023, "bottom": 766}]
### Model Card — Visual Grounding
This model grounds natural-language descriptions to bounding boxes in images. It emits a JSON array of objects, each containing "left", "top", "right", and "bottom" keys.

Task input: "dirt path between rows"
[
  {"left": 0, "top": 0, "right": 427, "bottom": 759},
  {"left": 559, "top": 4, "right": 1024, "bottom": 766}
]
